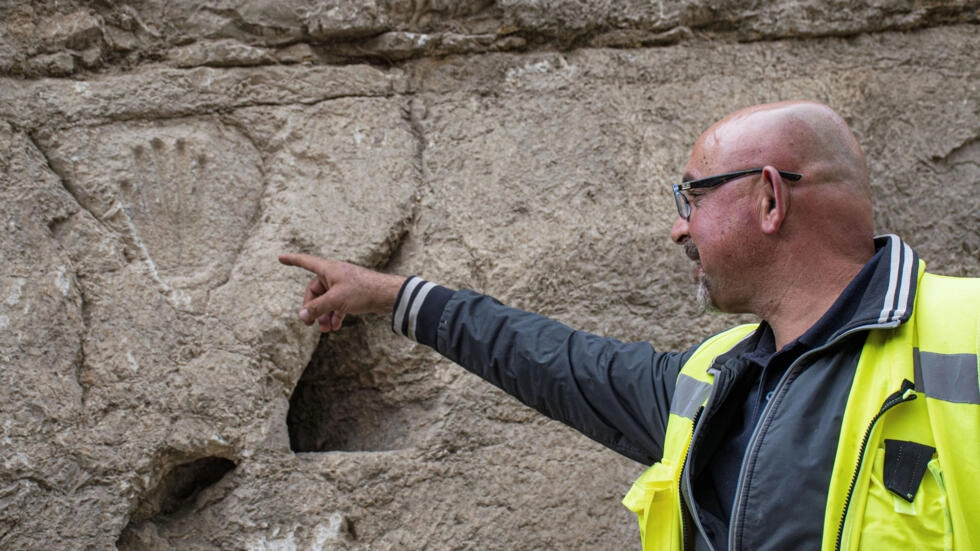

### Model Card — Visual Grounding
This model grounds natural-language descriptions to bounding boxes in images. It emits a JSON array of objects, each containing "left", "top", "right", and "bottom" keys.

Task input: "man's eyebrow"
[{"left": 682, "top": 172, "right": 697, "bottom": 183}]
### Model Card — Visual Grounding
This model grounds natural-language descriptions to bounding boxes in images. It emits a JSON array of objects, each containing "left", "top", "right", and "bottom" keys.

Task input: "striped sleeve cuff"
[{"left": 391, "top": 276, "right": 454, "bottom": 347}]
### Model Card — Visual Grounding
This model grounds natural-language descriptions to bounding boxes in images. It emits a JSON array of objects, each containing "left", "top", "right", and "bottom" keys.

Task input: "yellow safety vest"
[{"left": 623, "top": 267, "right": 980, "bottom": 550}]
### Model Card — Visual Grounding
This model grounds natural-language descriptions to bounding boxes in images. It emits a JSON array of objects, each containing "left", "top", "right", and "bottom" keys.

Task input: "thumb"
[{"left": 301, "top": 290, "right": 347, "bottom": 328}]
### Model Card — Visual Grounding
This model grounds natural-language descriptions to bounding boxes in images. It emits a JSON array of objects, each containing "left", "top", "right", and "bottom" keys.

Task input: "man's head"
[{"left": 670, "top": 101, "right": 876, "bottom": 317}]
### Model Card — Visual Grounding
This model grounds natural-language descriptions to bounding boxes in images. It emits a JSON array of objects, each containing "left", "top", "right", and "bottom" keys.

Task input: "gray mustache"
[{"left": 685, "top": 242, "right": 700, "bottom": 262}]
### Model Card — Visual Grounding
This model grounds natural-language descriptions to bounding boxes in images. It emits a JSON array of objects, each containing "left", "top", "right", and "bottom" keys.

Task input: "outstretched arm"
[
  {"left": 278, "top": 253, "right": 406, "bottom": 332},
  {"left": 279, "top": 253, "right": 688, "bottom": 463}
]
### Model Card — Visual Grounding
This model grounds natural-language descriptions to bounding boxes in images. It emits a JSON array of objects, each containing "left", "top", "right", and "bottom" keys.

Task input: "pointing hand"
[{"left": 278, "top": 253, "right": 407, "bottom": 332}]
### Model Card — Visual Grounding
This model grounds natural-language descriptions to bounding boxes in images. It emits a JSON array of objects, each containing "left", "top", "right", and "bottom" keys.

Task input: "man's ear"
[{"left": 760, "top": 167, "right": 788, "bottom": 234}]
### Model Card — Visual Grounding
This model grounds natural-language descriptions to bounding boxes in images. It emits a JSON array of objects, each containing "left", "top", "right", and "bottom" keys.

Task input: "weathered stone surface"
[
  {"left": 0, "top": 77, "right": 422, "bottom": 549},
  {"left": 0, "top": 122, "right": 144, "bottom": 547},
  {"left": 332, "top": 30, "right": 528, "bottom": 61},
  {"left": 0, "top": 64, "right": 406, "bottom": 128},
  {"left": 306, "top": 0, "right": 393, "bottom": 39},
  {"left": 167, "top": 39, "right": 276, "bottom": 68},
  {"left": 1, "top": 1, "right": 977, "bottom": 76},
  {"left": 37, "top": 9, "right": 103, "bottom": 50},
  {"left": 39, "top": 120, "right": 266, "bottom": 314},
  {"left": 0, "top": 1, "right": 978, "bottom": 549},
  {"left": 407, "top": 26, "right": 979, "bottom": 343}
]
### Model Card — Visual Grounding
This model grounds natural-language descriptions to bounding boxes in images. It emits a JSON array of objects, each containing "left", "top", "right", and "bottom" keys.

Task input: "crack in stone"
[
  {"left": 356, "top": 94, "right": 425, "bottom": 272},
  {"left": 374, "top": 94, "right": 426, "bottom": 273},
  {"left": 23, "top": 131, "right": 93, "bottom": 401},
  {"left": 285, "top": 92, "right": 430, "bottom": 454},
  {"left": 5, "top": 78, "right": 404, "bottom": 133},
  {"left": 939, "top": 136, "right": 979, "bottom": 164}
]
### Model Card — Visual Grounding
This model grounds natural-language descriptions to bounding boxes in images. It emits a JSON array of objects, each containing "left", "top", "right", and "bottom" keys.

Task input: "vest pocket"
[
  {"left": 623, "top": 461, "right": 682, "bottom": 551},
  {"left": 851, "top": 446, "right": 952, "bottom": 550}
]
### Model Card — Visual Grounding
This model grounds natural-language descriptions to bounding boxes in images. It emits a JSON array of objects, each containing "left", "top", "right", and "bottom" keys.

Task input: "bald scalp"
[
  {"left": 701, "top": 101, "right": 870, "bottom": 196},
  {"left": 696, "top": 101, "right": 875, "bottom": 246}
]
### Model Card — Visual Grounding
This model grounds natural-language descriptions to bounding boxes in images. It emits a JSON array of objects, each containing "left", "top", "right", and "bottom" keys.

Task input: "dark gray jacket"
[{"left": 392, "top": 235, "right": 920, "bottom": 550}]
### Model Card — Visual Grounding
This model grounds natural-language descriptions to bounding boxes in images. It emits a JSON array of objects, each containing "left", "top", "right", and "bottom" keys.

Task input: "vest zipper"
[{"left": 833, "top": 379, "right": 917, "bottom": 551}]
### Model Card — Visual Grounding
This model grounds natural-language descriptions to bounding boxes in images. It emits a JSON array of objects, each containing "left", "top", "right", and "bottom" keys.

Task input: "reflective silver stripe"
[
  {"left": 392, "top": 276, "right": 423, "bottom": 337},
  {"left": 894, "top": 240, "right": 915, "bottom": 320},
  {"left": 914, "top": 349, "right": 980, "bottom": 404},
  {"left": 670, "top": 373, "right": 713, "bottom": 419},
  {"left": 878, "top": 235, "right": 901, "bottom": 324},
  {"left": 407, "top": 281, "right": 436, "bottom": 342},
  {"left": 878, "top": 235, "right": 915, "bottom": 324}
]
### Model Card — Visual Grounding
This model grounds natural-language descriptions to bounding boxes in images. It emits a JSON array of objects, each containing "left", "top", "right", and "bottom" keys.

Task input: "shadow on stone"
[
  {"left": 288, "top": 318, "right": 424, "bottom": 453},
  {"left": 117, "top": 456, "right": 237, "bottom": 548}
]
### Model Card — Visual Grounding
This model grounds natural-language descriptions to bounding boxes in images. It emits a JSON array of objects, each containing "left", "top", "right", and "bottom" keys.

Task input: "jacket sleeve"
[{"left": 392, "top": 277, "right": 692, "bottom": 465}]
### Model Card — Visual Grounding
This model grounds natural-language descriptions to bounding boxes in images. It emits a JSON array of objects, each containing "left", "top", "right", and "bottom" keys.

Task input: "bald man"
[
  {"left": 280, "top": 101, "right": 980, "bottom": 550},
  {"left": 672, "top": 102, "right": 875, "bottom": 347}
]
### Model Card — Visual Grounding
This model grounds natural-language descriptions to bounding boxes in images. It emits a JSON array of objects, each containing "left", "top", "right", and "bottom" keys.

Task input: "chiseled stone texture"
[{"left": 0, "top": 1, "right": 977, "bottom": 549}]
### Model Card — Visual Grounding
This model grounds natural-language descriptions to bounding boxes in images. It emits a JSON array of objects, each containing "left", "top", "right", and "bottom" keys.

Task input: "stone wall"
[{"left": 0, "top": 1, "right": 977, "bottom": 549}]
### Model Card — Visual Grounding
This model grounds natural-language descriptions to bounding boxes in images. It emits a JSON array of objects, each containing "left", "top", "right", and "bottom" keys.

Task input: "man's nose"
[{"left": 671, "top": 216, "right": 690, "bottom": 244}]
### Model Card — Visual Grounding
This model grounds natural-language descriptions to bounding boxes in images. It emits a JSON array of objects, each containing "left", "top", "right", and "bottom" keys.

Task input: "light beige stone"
[
  {"left": 167, "top": 39, "right": 275, "bottom": 68},
  {"left": 0, "top": 64, "right": 405, "bottom": 128},
  {"left": 40, "top": 120, "right": 265, "bottom": 313},
  {"left": 0, "top": 2, "right": 976, "bottom": 549}
]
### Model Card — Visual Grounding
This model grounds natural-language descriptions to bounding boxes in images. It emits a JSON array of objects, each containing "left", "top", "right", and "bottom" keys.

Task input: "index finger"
[{"left": 278, "top": 253, "right": 324, "bottom": 274}]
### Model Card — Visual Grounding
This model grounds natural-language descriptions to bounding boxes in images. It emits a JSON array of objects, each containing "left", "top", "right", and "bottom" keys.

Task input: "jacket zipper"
[
  {"left": 833, "top": 379, "right": 917, "bottom": 551},
  {"left": 726, "top": 323, "right": 898, "bottom": 549},
  {"left": 727, "top": 353, "right": 805, "bottom": 549},
  {"left": 681, "top": 367, "right": 728, "bottom": 551},
  {"left": 680, "top": 405, "right": 704, "bottom": 551}
]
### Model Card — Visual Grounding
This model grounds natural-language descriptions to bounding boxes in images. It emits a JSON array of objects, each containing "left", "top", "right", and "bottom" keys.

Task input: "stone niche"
[
  {"left": 288, "top": 318, "right": 441, "bottom": 454},
  {"left": 117, "top": 456, "right": 238, "bottom": 548}
]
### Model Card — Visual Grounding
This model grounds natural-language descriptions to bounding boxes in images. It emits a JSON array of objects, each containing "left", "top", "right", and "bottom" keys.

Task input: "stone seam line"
[{"left": 23, "top": 131, "right": 94, "bottom": 400}]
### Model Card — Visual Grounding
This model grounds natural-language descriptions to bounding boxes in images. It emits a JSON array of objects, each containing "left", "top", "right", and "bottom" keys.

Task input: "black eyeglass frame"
[{"left": 672, "top": 168, "right": 803, "bottom": 220}]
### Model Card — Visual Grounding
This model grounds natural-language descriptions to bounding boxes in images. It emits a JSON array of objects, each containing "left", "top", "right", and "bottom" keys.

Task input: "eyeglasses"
[{"left": 672, "top": 168, "right": 802, "bottom": 220}]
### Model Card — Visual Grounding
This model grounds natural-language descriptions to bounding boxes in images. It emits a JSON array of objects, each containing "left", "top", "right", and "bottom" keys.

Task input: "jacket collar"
[
  {"left": 801, "top": 234, "right": 920, "bottom": 347},
  {"left": 707, "top": 234, "right": 921, "bottom": 365},
  {"left": 839, "top": 234, "right": 919, "bottom": 333}
]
